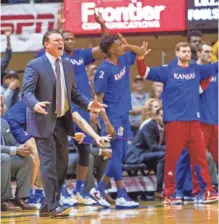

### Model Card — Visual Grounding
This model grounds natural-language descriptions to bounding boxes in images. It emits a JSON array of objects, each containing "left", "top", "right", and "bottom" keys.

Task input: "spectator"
[
  {"left": 0, "top": 70, "right": 21, "bottom": 111},
  {"left": 125, "top": 99, "right": 164, "bottom": 198},
  {"left": 129, "top": 76, "right": 149, "bottom": 136},
  {"left": 4, "top": 100, "right": 44, "bottom": 205},
  {"left": 142, "top": 98, "right": 162, "bottom": 120},
  {"left": 1, "top": 28, "right": 12, "bottom": 80},
  {"left": 150, "top": 82, "right": 163, "bottom": 99},
  {"left": 187, "top": 30, "right": 203, "bottom": 62},
  {"left": 0, "top": 96, "right": 36, "bottom": 211}
]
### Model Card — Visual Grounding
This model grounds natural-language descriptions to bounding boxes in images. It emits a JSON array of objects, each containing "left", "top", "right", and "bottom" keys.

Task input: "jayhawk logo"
[{"left": 117, "top": 126, "right": 124, "bottom": 136}]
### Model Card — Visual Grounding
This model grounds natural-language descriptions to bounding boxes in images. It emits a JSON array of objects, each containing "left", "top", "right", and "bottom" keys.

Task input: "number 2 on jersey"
[{"left": 99, "top": 71, "right": 104, "bottom": 79}]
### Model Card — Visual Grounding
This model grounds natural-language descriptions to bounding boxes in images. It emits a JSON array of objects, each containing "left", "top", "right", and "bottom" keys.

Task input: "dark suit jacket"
[
  {"left": 125, "top": 119, "right": 165, "bottom": 164},
  {"left": 22, "top": 54, "right": 90, "bottom": 138},
  {"left": 1, "top": 118, "right": 19, "bottom": 154}
]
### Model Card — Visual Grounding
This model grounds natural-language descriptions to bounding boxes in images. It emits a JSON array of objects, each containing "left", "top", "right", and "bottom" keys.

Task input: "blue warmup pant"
[
  {"left": 101, "top": 113, "right": 131, "bottom": 181},
  {"left": 176, "top": 148, "right": 209, "bottom": 195},
  {"left": 104, "top": 139, "right": 126, "bottom": 181},
  {"left": 175, "top": 149, "right": 192, "bottom": 196}
]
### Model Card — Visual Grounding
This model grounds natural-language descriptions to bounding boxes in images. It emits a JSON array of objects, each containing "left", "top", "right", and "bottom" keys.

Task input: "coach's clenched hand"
[{"left": 34, "top": 101, "right": 50, "bottom": 114}]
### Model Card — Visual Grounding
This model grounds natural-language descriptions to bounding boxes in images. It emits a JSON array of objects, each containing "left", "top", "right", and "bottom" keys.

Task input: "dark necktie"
[
  {"left": 55, "top": 59, "right": 69, "bottom": 117},
  {"left": 55, "top": 58, "right": 62, "bottom": 117}
]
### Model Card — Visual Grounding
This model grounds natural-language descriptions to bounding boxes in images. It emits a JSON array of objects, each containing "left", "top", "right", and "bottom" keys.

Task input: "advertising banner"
[
  {"left": 64, "top": 0, "right": 186, "bottom": 34},
  {"left": 186, "top": 0, "right": 218, "bottom": 30},
  {"left": 1, "top": 3, "right": 61, "bottom": 52}
]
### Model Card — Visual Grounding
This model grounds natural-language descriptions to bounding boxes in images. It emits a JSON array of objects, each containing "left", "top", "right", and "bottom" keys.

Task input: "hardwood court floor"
[{"left": 0, "top": 202, "right": 218, "bottom": 224}]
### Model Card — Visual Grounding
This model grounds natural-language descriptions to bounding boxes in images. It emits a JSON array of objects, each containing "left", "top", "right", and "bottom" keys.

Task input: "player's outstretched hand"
[
  {"left": 94, "top": 134, "right": 111, "bottom": 147},
  {"left": 73, "top": 132, "right": 85, "bottom": 144},
  {"left": 57, "top": 8, "right": 66, "bottom": 24},
  {"left": 57, "top": 7, "right": 70, "bottom": 25},
  {"left": 90, "top": 95, "right": 107, "bottom": 113},
  {"left": 138, "top": 41, "right": 151, "bottom": 60}
]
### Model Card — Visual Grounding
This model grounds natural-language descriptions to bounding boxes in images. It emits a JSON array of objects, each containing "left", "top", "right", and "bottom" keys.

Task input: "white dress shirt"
[
  {"left": 46, "top": 52, "right": 68, "bottom": 116},
  {"left": 45, "top": 52, "right": 93, "bottom": 114}
]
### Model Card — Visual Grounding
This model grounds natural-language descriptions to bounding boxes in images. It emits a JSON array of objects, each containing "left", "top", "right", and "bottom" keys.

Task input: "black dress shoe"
[
  {"left": 1, "top": 201, "right": 22, "bottom": 211},
  {"left": 14, "top": 199, "right": 36, "bottom": 210},
  {"left": 39, "top": 204, "right": 49, "bottom": 217},
  {"left": 49, "top": 206, "right": 72, "bottom": 218},
  {"left": 39, "top": 212, "right": 50, "bottom": 217}
]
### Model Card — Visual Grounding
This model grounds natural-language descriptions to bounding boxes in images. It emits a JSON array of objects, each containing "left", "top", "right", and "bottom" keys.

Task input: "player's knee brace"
[{"left": 77, "top": 143, "right": 90, "bottom": 166}]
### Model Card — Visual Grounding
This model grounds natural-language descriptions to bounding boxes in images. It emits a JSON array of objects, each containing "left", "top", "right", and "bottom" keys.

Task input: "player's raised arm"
[
  {"left": 118, "top": 34, "right": 146, "bottom": 57},
  {"left": 54, "top": 8, "right": 67, "bottom": 32},
  {"left": 196, "top": 62, "right": 218, "bottom": 81},
  {"left": 135, "top": 42, "right": 168, "bottom": 82},
  {"left": 91, "top": 13, "right": 109, "bottom": 60},
  {"left": 136, "top": 59, "right": 168, "bottom": 82}
]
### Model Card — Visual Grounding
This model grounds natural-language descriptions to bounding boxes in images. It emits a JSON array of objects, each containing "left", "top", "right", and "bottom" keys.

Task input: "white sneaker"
[
  {"left": 74, "top": 191, "right": 97, "bottom": 206},
  {"left": 60, "top": 194, "right": 78, "bottom": 206},
  {"left": 33, "top": 203, "right": 41, "bottom": 210},
  {"left": 90, "top": 188, "right": 111, "bottom": 208},
  {"left": 115, "top": 197, "right": 139, "bottom": 209},
  {"left": 183, "top": 196, "right": 194, "bottom": 204}
]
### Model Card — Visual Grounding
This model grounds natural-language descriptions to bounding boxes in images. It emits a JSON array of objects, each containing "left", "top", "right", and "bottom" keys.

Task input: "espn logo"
[{"left": 0, "top": 14, "right": 55, "bottom": 35}]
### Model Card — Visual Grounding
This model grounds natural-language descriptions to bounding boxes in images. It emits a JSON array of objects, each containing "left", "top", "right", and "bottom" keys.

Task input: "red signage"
[{"left": 64, "top": 0, "right": 186, "bottom": 34}]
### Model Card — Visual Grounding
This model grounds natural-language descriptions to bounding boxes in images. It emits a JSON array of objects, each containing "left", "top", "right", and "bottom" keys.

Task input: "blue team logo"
[{"left": 117, "top": 126, "right": 124, "bottom": 136}]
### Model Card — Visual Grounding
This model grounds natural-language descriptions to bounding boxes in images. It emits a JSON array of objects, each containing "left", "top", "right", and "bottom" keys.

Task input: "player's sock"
[
  {"left": 74, "top": 180, "right": 85, "bottom": 192},
  {"left": 117, "top": 188, "right": 126, "bottom": 198},
  {"left": 96, "top": 181, "right": 106, "bottom": 192}
]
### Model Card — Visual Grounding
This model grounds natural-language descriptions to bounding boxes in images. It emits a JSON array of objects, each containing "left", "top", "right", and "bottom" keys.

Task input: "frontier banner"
[{"left": 64, "top": 0, "right": 186, "bottom": 34}]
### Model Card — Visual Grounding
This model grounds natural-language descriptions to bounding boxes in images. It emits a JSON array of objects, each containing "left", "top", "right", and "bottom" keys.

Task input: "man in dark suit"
[
  {"left": 0, "top": 96, "right": 35, "bottom": 211},
  {"left": 125, "top": 108, "right": 165, "bottom": 197},
  {"left": 22, "top": 30, "right": 106, "bottom": 218}
]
